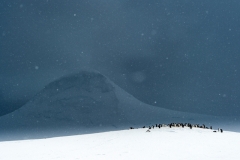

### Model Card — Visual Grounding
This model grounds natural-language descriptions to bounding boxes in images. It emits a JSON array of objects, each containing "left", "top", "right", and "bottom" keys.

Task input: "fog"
[{"left": 1, "top": 0, "right": 240, "bottom": 116}]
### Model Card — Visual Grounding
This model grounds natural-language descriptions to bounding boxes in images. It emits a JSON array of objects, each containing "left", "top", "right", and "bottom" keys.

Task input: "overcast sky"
[{"left": 1, "top": 0, "right": 240, "bottom": 116}]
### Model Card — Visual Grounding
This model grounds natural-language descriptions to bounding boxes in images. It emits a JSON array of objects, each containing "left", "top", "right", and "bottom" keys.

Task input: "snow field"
[{"left": 0, "top": 127, "right": 239, "bottom": 160}]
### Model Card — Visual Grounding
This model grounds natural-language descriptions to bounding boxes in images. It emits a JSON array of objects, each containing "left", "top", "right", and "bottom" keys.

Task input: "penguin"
[
  {"left": 210, "top": 126, "right": 212, "bottom": 129},
  {"left": 149, "top": 126, "right": 151, "bottom": 129},
  {"left": 220, "top": 129, "right": 223, "bottom": 133},
  {"left": 213, "top": 131, "right": 217, "bottom": 132},
  {"left": 203, "top": 124, "right": 205, "bottom": 128},
  {"left": 143, "top": 126, "right": 145, "bottom": 128},
  {"left": 190, "top": 124, "right": 192, "bottom": 129},
  {"left": 130, "top": 127, "right": 134, "bottom": 129}
]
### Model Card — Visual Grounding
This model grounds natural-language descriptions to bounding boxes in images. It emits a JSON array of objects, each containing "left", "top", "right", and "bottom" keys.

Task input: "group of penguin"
[{"left": 130, "top": 123, "right": 223, "bottom": 133}]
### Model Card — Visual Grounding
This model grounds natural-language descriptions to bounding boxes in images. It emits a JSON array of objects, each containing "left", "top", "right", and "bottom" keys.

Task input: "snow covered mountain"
[{"left": 0, "top": 70, "right": 238, "bottom": 140}]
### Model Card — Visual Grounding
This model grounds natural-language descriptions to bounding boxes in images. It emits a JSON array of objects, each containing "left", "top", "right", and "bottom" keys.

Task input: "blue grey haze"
[{"left": 0, "top": 0, "right": 240, "bottom": 116}]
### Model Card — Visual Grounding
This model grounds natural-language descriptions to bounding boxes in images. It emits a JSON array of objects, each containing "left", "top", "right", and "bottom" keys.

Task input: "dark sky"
[{"left": 1, "top": 0, "right": 240, "bottom": 116}]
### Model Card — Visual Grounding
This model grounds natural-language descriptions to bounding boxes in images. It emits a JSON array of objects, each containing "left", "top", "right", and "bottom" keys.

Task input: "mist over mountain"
[
  {"left": 1, "top": 0, "right": 240, "bottom": 117},
  {"left": 0, "top": 71, "right": 238, "bottom": 140},
  {"left": 0, "top": 71, "right": 119, "bottom": 130}
]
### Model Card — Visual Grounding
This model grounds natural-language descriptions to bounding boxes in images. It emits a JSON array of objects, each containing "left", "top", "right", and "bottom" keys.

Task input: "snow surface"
[{"left": 0, "top": 127, "right": 240, "bottom": 160}]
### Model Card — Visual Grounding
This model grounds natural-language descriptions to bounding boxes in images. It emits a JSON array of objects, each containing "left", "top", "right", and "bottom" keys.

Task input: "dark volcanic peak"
[
  {"left": 44, "top": 71, "right": 115, "bottom": 94},
  {"left": 27, "top": 70, "right": 120, "bottom": 125},
  {"left": 34, "top": 70, "right": 119, "bottom": 111}
]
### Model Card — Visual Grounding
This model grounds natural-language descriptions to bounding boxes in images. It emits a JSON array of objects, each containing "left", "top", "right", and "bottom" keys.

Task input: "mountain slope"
[{"left": 0, "top": 70, "right": 237, "bottom": 140}]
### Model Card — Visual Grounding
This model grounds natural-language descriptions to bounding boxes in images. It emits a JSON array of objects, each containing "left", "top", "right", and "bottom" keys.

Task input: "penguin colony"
[{"left": 129, "top": 123, "right": 223, "bottom": 133}]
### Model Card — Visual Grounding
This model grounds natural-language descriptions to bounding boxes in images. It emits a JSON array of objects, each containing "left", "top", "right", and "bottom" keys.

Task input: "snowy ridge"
[
  {"left": 0, "top": 128, "right": 239, "bottom": 160},
  {"left": 0, "top": 70, "right": 238, "bottom": 140}
]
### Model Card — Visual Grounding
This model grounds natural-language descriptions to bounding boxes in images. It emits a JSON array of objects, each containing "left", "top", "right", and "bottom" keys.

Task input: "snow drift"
[
  {"left": 0, "top": 70, "right": 238, "bottom": 140},
  {"left": 1, "top": 128, "right": 240, "bottom": 160}
]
